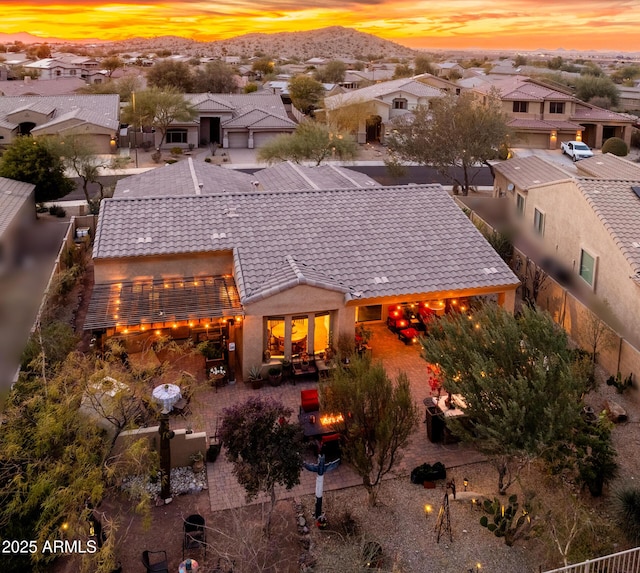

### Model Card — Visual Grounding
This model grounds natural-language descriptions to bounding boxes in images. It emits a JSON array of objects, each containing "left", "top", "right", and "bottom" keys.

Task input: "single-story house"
[
  {"left": 154, "top": 93, "right": 297, "bottom": 150},
  {"left": 25, "top": 55, "right": 105, "bottom": 84},
  {"left": 0, "top": 177, "right": 35, "bottom": 276},
  {"left": 323, "top": 78, "right": 444, "bottom": 143},
  {"left": 86, "top": 162, "right": 519, "bottom": 377},
  {"left": 0, "top": 94, "right": 120, "bottom": 153}
]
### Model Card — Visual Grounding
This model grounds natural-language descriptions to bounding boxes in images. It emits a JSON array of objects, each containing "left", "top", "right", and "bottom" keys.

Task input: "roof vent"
[
  {"left": 483, "top": 267, "right": 498, "bottom": 274},
  {"left": 373, "top": 276, "right": 389, "bottom": 284},
  {"left": 632, "top": 242, "right": 640, "bottom": 248},
  {"left": 225, "top": 207, "right": 239, "bottom": 218},
  {"left": 212, "top": 232, "right": 227, "bottom": 240},
  {"left": 136, "top": 237, "right": 152, "bottom": 243}
]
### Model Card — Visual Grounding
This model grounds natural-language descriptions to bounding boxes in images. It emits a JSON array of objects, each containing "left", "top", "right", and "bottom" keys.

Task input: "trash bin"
[{"left": 425, "top": 403, "right": 444, "bottom": 443}]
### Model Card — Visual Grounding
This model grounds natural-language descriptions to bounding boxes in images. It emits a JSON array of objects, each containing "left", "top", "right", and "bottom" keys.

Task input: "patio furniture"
[
  {"left": 398, "top": 327, "right": 419, "bottom": 344},
  {"left": 141, "top": 550, "right": 169, "bottom": 573},
  {"left": 183, "top": 513, "right": 207, "bottom": 559},
  {"left": 172, "top": 397, "right": 192, "bottom": 418},
  {"left": 318, "top": 432, "right": 341, "bottom": 460},
  {"left": 152, "top": 383, "right": 182, "bottom": 413},
  {"left": 300, "top": 389, "right": 319, "bottom": 413}
]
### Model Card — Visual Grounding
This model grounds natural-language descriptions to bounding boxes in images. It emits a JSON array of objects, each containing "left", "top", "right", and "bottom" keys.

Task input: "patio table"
[{"left": 152, "top": 383, "right": 181, "bottom": 414}]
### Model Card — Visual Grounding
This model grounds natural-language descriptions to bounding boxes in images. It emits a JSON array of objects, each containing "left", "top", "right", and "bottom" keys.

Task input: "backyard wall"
[{"left": 113, "top": 426, "right": 207, "bottom": 469}]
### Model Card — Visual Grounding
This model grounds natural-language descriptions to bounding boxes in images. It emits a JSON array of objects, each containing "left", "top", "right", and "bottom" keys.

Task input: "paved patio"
[{"left": 169, "top": 322, "right": 485, "bottom": 513}]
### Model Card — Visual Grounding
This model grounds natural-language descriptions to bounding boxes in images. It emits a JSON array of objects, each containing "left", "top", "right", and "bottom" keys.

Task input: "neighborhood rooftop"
[
  {"left": 492, "top": 156, "right": 571, "bottom": 190},
  {"left": 0, "top": 177, "right": 34, "bottom": 238},
  {"left": 94, "top": 184, "right": 519, "bottom": 304},
  {"left": 576, "top": 153, "right": 640, "bottom": 180}
]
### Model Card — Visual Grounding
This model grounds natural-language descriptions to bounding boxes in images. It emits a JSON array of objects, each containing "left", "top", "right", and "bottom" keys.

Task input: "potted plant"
[
  {"left": 247, "top": 365, "right": 263, "bottom": 389},
  {"left": 300, "top": 352, "right": 310, "bottom": 371},
  {"left": 190, "top": 451, "right": 205, "bottom": 473},
  {"left": 268, "top": 366, "right": 282, "bottom": 386}
]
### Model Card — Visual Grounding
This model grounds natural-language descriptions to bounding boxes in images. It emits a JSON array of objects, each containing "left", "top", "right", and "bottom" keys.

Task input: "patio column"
[
  {"left": 498, "top": 290, "right": 516, "bottom": 314},
  {"left": 595, "top": 124, "right": 604, "bottom": 148},
  {"left": 284, "top": 317, "right": 293, "bottom": 361},
  {"left": 307, "top": 313, "right": 315, "bottom": 356}
]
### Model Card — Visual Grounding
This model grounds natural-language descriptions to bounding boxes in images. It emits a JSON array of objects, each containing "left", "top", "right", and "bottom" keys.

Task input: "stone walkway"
[{"left": 171, "top": 323, "right": 485, "bottom": 513}]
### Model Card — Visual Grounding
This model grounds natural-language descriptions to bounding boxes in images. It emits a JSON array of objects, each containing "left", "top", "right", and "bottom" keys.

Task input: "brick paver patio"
[{"left": 169, "top": 323, "right": 485, "bottom": 513}]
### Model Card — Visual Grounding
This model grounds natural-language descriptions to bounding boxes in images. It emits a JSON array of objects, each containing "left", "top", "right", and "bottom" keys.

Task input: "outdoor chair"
[
  {"left": 172, "top": 397, "right": 192, "bottom": 418},
  {"left": 183, "top": 513, "right": 207, "bottom": 559},
  {"left": 141, "top": 549, "right": 169, "bottom": 573},
  {"left": 300, "top": 389, "right": 319, "bottom": 413}
]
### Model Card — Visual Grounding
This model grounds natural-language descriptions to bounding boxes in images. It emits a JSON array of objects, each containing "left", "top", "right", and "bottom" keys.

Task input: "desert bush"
[
  {"left": 615, "top": 487, "right": 640, "bottom": 543},
  {"left": 601, "top": 137, "right": 628, "bottom": 156},
  {"left": 170, "top": 146, "right": 183, "bottom": 156},
  {"left": 151, "top": 150, "right": 162, "bottom": 163},
  {"left": 48, "top": 204, "right": 66, "bottom": 217},
  {"left": 140, "top": 140, "right": 154, "bottom": 151}
]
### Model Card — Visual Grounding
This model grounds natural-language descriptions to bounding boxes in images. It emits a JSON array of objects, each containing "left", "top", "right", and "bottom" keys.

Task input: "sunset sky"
[{"left": 3, "top": 0, "right": 640, "bottom": 51}]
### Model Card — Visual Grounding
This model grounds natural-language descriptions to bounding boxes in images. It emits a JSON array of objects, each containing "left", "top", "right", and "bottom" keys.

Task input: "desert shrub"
[
  {"left": 615, "top": 487, "right": 640, "bottom": 543},
  {"left": 601, "top": 137, "right": 628, "bottom": 156},
  {"left": 48, "top": 204, "right": 66, "bottom": 217},
  {"left": 170, "top": 146, "right": 183, "bottom": 156},
  {"left": 631, "top": 128, "right": 640, "bottom": 149},
  {"left": 165, "top": 158, "right": 178, "bottom": 164},
  {"left": 151, "top": 150, "right": 162, "bottom": 163},
  {"left": 204, "top": 157, "right": 212, "bottom": 163},
  {"left": 140, "top": 140, "right": 154, "bottom": 151},
  {"left": 331, "top": 508, "right": 361, "bottom": 538}
]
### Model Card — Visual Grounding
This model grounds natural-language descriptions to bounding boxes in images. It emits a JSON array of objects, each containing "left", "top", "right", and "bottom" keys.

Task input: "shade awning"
[{"left": 84, "top": 275, "right": 243, "bottom": 331}]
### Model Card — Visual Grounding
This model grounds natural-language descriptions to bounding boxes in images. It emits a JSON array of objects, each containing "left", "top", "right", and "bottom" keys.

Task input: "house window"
[
  {"left": 266, "top": 317, "right": 286, "bottom": 358},
  {"left": 579, "top": 249, "right": 596, "bottom": 286},
  {"left": 70, "top": 69, "right": 76, "bottom": 76},
  {"left": 549, "top": 101, "right": 565, "bottom": 114},
  {"left": 166, "top": 129, "right": 188, "bottom": 144},
  {"left": 512, "top": 101, "right": 528, "bottom": 113},
  {"left": 392, "top": 98, "right": 408, "bottom": 110},
  {"left": 266, "top": 313, "right": 333, "bottom": 359},
  {"left": 313, "top": 312, "right": 331, "bottom": 354},
  {"left": 533, "top": 208, "right": 545, "bottom": 236},
  {"left": 516, "top": 193, "right": 525, "bottom": 217}
]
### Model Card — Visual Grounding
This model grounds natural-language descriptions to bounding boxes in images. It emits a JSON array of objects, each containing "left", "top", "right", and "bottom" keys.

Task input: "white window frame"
[
  {"left": 533, "top": 208, "right": 545, "bottom": 236},
  {"left": 579, "top": 248, "right": 597, "bottom": 288}
]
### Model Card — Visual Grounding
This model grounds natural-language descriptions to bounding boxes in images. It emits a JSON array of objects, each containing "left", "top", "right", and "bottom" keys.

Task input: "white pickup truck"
[{"left": 561, "top": 140, "right": 594, "bottom": 161}]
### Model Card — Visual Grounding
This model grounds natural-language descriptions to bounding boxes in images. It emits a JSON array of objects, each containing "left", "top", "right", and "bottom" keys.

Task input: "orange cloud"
[{"left": 1, "top": 0, "right": 639, "bottom": 50}]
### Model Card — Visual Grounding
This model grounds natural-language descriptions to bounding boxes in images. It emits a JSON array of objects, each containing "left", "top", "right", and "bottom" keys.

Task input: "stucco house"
[
  {"left": 86, "top": 160, "right": 519, "bottom": 377},
  {"left": 323, "top": 78, "right": 444, "bottom": 143},
  {"left": 473, "top": 76, "right": 634, "bottom": 150},
  {"left": 25, "top": 55, "right": 106, "bottom": 84},
  {"left": 0, "top": 94, "right": 120, "bottom": 154},
  {"left": 154, "top": 93, "right": 297, "bottom": 150},
  {"left": 0, "top": 177, "right": 35, "bottom": 276}
]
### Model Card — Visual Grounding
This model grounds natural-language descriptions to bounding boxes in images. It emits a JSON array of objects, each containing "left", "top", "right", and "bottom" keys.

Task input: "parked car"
[{"left": 561, "top": 140, "right": 594, "bottom": 161}]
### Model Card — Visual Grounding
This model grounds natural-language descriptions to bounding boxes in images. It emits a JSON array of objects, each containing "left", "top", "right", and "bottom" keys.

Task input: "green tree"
[
  {"left": 289, "top": 75, "right": 325, "bottom": 115},
  {"left": 244, "top": 82, "right": 258, "bottom": 93},
  {"left": 574, "top": 75, "right": 620, "bottom": 107},
  {"left": 219, "top": 396, "right": 304, "bottom": 537},
  {"left": 192, "top": 60, "right": 238, "bottom": 93},
  {"left": 50, "top": 135, "right": 129, "bottom": 210},
  {"left": 0, "top": 136, "right": 73, "bottom": 202},
  {"left": 320, "top": 357, "right": 419, "bottom": 506},
  {"left": 601, "top": 136, "right": 629, "bottom": 156},
  {"left": 314, "top": 60, "right": 347, "bottom": 84},
  {"left": 611, "top": 64, "right": 640, "bottom": 85},
  {"left": 414, "top": 55, "right": 435, "bottom": 75},
  {"left": 101, "top": 55, "right": 123, "bottom": 78},
  {"left": 257, "top": 121, "right": 357, "bottom": 166},
  {"left": 385, "top": 90, "right": 511, "bottom": 194},
  {"left": 251, "top": 57, "right": 275, "bottom": 79},
  {"left": 121, "top": 87, "right": 198, "bottom": 148},
  {"left": 392, "top": 64, "right": 413, "bottom": 79},
  {"left": 420, "top": 304, "right": 588, "bottom": 494},
  {"left": 147, "top": 59, "right": 194, "bottom": 92}
]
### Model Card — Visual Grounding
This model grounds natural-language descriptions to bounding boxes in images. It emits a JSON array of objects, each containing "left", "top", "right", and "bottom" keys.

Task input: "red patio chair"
[{"left": 300, "top": 389, "right": 319, "bottom": 413}]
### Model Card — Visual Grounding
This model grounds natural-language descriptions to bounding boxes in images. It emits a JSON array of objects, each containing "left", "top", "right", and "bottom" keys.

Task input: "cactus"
[{"left": 479, "top": 494, "right": 535, "bottom": 546}]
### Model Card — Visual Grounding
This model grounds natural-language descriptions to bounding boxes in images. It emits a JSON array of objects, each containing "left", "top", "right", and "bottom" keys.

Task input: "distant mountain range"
[
  {"left": 7, "top": 26, "right": 418, "bottom": 60},
  {"left": 0, "top": 32, "right": 98, "bottom": 45}
]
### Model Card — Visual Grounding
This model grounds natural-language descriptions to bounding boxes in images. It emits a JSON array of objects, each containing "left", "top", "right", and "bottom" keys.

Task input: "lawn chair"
[
  {"left": 172, "top": 397, "right": 192, "bottom": 418},
  {"left": 183, "top": 513, "right": 207, "bottom": 559},
  {"left": 141, "top": 549, "right": 169, "bottom": 573}
]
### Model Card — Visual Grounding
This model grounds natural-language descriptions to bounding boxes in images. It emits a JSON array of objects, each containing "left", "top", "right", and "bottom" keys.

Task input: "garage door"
[
  {"left": 227, "top": 131, "right": 249, "bottom": 148},
  {"left": 515, "top": 131, "right": 549, "bottom": 149},
  {"left": 253, "top": 131, "right": 280, "bottom": 148}
]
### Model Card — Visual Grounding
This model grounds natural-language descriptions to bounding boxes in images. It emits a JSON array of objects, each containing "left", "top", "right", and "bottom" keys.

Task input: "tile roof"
[
  {"left": 324, "top": 78, "right": 443, "bottom": 110},
  {"left": 576, "top": 178, "right": 640, "bottom": 277},
  {"left": 0, "top": 78, "right": 87, "bottom": 97},
  {"left": 94, "top": 185, "right": 519, "bottom": 303},
  {"left": 0, "top": 177, "right": 34, "bottom": 238},
  {"left": 576, "top": 154, "right": 640, "bottom": 180},
  {"left": 508, "top": 118, "right": 584, "bottom": 131},
  {"left": 221, "top": 107, "right": 296, "bottom": 129},
  {"left": 0, "top": 94, "right": 120, "bottom": 131},
  {"left": 493, "top": 156, "right": 570, "bottom": 190},
  {"left": 113, "top": 159, "right": 256, "bottom": 198},
  {"left": 113, "top": 160, "right": 378, "bottom": 198},
  {"left": 253, "top": 162, "right": 378, "bottom": 191},
  {"left": 474, "top": 76, "right": 574, "bottom": 101},
  {"left": 186, "top": 93, "right": 289, "bottom": 119},
  {"left": 572, "top": 103, "right": 633, "bottom": 122}
]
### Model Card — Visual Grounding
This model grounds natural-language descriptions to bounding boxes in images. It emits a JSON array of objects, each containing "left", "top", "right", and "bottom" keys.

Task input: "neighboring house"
[
  {"left": 414, "top": 73, "right": 461, "bottom": 95},
  {"left": 473, "top": 76, "right": 634, "bottom": 150},
  {"left": 156, "top": 93, "right": 297, "bottom": 150},
  {"left": 338, "top": 68, "right": 396, "bottom": 89},
  {"left": 618, "top": 86, "right": 640, "bottom": 112},
  {"left": 492, "top": 155, "right": 571, "bottom": 201},
  {"left": 0, "top": 77, "right": 86, "bottom": 97},
  {"left": 0, "top": 94, "right": 120, "bottom": 153},
  {"left": 0, "top": 177, "right": 35, "bottom": 276},
  {"left": 25, "top": 55, "right": 106, "bottom": 84},
  {"left": 514, "top": 175, "right": 640, "bottom": 348},
  {"left": 323, "top": 78, "right": 444, "bottom": 143},
  {"left": 575, "top": 153, "right": 640, "bottom": 180},
  {"left": 86, "top": 162, "right": 519, "bottom": 377},
  {"left": 262, "top": 80, "right": 342, "bottom": 111},
  {"left": 433, "top": 62, "right": 464, "bottom": 79}
]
